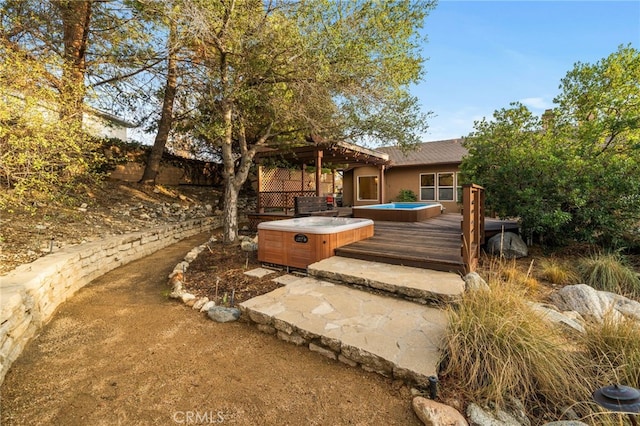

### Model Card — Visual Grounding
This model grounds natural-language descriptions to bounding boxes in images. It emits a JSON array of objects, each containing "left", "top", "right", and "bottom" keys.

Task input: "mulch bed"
[{"left": 183, "top": 235, "right": 286, "bottom": 306}]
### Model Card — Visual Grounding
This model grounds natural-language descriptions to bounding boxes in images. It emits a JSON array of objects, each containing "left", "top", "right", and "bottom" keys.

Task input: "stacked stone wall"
[{"left": 0, "top": 216, "right": 221, "bottom": 385}]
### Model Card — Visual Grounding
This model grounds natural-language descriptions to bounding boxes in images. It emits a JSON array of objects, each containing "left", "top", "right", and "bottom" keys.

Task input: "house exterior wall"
[
  {"left": 346, "top": 166, "right": 384, "bottom": 207},
  {"left": 343, "top": 163, "right": 463, "bottom": 212},
  {"left": 385, "top": 164, "right": 462, "bottom": 213}
]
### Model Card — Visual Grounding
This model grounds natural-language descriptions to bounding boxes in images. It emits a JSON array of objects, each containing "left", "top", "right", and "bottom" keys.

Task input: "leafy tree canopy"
[{"left": 461, "top": 44, "right": 640, "bottom": 248}]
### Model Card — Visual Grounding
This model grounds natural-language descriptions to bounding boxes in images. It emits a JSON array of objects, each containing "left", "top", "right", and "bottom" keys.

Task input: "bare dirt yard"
[{"left": 0, "top": 183, "right": 421, "bottom": 425}]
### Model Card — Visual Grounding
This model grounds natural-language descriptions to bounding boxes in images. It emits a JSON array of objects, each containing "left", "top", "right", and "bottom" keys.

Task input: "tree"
[
  {"left": 138, "top": 1, "right": 180, "bottom": 185},
  {"left": 183, "top": 0, "right": 433, "bottom": 243},
  {"left": 0, "top": 0, "right": 161, "bottom": 121},
  {"left": 461, "top": 45, "right": 640, "bottom": 247}
]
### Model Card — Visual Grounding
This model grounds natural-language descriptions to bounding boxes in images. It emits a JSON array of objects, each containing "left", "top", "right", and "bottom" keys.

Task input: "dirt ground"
[{"left": 0, "top": 232, "right": 421, "bottom": 425}]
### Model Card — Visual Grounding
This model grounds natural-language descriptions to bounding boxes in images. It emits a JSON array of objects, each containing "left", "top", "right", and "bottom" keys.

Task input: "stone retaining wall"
[{"left": 0, "top": 216, "right": 222, "bottom": 385}]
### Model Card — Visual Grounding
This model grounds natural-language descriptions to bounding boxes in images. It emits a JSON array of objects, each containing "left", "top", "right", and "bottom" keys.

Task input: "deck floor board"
[{"left": 335, "top": 214, "right": 518, "bottom": 273}]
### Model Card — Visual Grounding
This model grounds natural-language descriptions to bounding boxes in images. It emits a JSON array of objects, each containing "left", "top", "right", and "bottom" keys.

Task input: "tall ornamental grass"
[{"left": 577, "top": 252, "right": 640, "bottom": 298}]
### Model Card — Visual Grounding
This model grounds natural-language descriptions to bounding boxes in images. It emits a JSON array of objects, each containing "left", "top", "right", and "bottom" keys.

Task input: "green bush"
[
  {"left": 460, "top": 46, "right": 640, "bottom": 248},
  {"left": 0, "top": 46, "right": 104, "bottom": 210},
  {"left": 396, "top": 189, "right": 417, "bottom": 202}
]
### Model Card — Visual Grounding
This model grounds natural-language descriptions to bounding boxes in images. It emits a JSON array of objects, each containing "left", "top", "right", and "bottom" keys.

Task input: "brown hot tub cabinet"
[{"left": 258, "top": 217, "right": 374, "bottom": 270}]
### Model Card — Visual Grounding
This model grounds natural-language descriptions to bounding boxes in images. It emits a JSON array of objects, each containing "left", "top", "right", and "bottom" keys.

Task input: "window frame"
[
  {"left": 437, "top": 172, "right": 455, "bottom": 201},
  {"left": 419, "top": 173, "right": 436, "bottom": 201}
]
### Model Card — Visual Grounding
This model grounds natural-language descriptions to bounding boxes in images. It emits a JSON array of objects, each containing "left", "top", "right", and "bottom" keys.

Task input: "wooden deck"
[{"left": 335, "top": 214, "right": 518, "bottom": 274}]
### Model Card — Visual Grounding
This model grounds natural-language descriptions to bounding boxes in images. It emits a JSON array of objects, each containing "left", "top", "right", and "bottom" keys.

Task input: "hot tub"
[
  {"left": 352, "top": 202, "right": 443, "bottom": 222},
  {"left": 258, "top": 217, "right": 374, "bottom": 269}
]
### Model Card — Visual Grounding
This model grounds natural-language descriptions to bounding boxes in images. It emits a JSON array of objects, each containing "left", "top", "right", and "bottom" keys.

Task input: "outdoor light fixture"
[{"left": 592, "top": 384, "right": 640, "bottom": 426}]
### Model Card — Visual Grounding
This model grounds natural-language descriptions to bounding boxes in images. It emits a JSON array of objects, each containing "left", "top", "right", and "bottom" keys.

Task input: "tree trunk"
[
  {"left": 222, "top": 180, "right": 240, "bottom": 243},
  {"left": 55, "top": 0, "right": 92, "bottom": 123},
  {"left": 141, "top": 19, "right": 178, "bottom": 185}
]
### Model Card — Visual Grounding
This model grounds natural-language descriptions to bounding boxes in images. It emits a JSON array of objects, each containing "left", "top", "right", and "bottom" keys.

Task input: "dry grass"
[
  {"left": 539, "top": 258, "right": 580, "bottom": 285},
  {"left": 577, "top": 252, "right": 640, "bottom": 298},
  {"left": 581, "top": 315, "right": 640, "bottom": 388},
  {"left": 440, "top": 274, "right": 592, "bottom": 416}
]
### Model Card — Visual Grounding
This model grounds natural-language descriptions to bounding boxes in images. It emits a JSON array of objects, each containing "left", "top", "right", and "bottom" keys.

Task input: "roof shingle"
[{"left": 377, "top": 138, "right": 468, "bottom": 167}]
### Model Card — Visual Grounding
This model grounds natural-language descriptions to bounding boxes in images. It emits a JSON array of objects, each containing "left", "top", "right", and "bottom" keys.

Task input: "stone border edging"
[{"left": 0, "top": 216, "right": 221, "bottom": 385}]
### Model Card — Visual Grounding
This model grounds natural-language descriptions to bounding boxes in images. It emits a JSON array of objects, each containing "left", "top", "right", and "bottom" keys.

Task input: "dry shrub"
[
  {"left": 489, "top": 258, "right": 540, "bottom": 296},
  {"left": 440, "top": 279, "right": 592, "bottom": 416},
  {"left": 577, "top": 252, "right": 640, "bottom": 298},
  {"left": 539, "top": 258, "right": 580, "bottom": 285}
]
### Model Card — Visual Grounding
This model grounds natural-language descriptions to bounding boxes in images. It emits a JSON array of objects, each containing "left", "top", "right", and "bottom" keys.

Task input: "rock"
[
  {"left": 487, "top": 232, "right": 528, "bottom": 259},
  {"left": 466, "top": 403, "right": 527, "bottom": 426},
  {"left": 180, "top": 293, "right": 196, "bottom": 304},
  {"left": 550, "top": 284, "right": 640, "bottom": 324},
  {"left": 412, "top": 397, "right": 468, "bottom": 426},
  {"left": 542, "top": 422, "right": 588, "bottom": 426},
  {"left": 526, "top": 302, "right": 586, "bottom": 333},
  {"left": 464, "top": 272, "right": 490, "bottom": 292},
  {"left": 200, "top": 300, "right": 216, "bottom": 312},
  {"left": 192, "top": 297, "right": 209, "bottom": 311},
  {"left": 241, "top": 240, "right": 258, "bottom": 252},
  {"left": 207, "top": 306, "right": 241, "bottom": 323}
]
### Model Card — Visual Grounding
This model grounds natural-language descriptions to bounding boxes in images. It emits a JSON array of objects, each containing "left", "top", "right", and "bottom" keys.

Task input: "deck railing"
[{"left": 461, "top": 184, "right": 485, "bottom": 273}]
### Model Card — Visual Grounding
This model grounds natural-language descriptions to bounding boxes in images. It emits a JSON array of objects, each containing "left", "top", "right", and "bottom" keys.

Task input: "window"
[
  {"left": 357, "top": 175, "right": 378, "bottom": 201},
  {"left": 420, "top": 173, "right": 435, "bottom": 201},
  {"left": 456, "top": 172, "right": 463, "bottom": 202},
  {"left": 438, "top": 172, "right": 454, "bottom": 201}
]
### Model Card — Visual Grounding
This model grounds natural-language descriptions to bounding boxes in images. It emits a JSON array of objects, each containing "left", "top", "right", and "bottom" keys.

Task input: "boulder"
[
  {"left": 542, "top": 422, "right": 588, "bottom": 426},
  {"left": 550, "top": 284, "right": 640, "bottom": 324},
  {"left": 207, "top": 306, "right": 241, "bottom": 323},
  {"left": 412, "top": 396, "right": 468, "bottom": 426},
  {"left": 487, "top": 232, "right": 528, "bottom": 259},
  {"left": 526, "top": 302, "right": 586, "bottom": 333},
  {"left": 464, "top": 272, "right": 490, "bottom": 292}
]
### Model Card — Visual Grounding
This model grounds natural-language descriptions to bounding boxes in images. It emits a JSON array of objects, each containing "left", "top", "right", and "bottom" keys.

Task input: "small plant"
[
  {"left": 396, "top": 189, "right": 417, "bottom": 202},
  {"left": 539, "top": 258, "right": 580, "bottom": 285},
  {"left": 576, "top": 251, "right": 640, "bottom": 297}
]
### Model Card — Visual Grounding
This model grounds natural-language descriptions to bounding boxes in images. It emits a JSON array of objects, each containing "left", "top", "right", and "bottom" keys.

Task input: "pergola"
[{"left": 254, "top": 139, "right": 389, "bottom": 213}]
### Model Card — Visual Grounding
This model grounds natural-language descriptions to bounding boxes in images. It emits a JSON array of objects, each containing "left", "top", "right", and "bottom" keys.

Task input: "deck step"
[
  {"left": 239, "top": 276, "right": 447, "bottom": 386},
  {"left": 308, "top": 256, "right": 465, "bottom": 305}
]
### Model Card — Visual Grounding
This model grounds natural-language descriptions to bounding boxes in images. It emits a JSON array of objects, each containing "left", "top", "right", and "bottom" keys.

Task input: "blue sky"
[{"left": 415, "top": 0, "right": 640, "bottom": 142}]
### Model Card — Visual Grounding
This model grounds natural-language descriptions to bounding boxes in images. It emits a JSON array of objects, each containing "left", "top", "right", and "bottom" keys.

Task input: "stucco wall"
[
  {"left": 343, "top": 164, "right": 463, "bottom": 212},
  {"left": 0, "top": 217, "right": 221, "bottom": 385},
  {"left": 385, "top": 165, "right": 462, "bottom": 213}
]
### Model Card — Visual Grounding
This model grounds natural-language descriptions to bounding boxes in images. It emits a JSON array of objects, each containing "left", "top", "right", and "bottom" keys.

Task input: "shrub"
[
  {"left": 576, "top": 252, "right": 640, "bottom": 298},
  {"left": 440, "top": 279, "right": 591, "bottom": 415},
  {"left": 396, "top": 189, "right": 417, "bottom": 202},
  {"left": 539, "top": 258, "right": 580, "bottom": 285}
]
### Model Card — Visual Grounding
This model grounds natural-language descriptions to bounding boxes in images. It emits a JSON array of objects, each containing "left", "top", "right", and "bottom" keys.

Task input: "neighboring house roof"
[{"left": 377, "top": 138, "right": 468, "bottom": 167}]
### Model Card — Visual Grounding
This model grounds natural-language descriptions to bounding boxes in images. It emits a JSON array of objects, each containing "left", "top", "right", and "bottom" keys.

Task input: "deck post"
[
  {"left": 461, "top": 184, "right": 485, "bottom": 273},
  {"left": 315, "top": 150, "right": 322, "bottom": 197},
  {"left": 257, "top": 164, "right": 264, "bottom": 213}
]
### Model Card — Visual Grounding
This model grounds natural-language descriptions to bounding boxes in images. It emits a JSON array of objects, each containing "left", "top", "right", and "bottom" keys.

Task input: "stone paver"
[
  {"left": 243, "top": 267, "right": 276, "bottom": 278},
  {"left": 240, "top": 276, "right": 448, "bottom": 385},
  {"left": 308, "top": 256, "right": 464, "bottom": 304}
]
